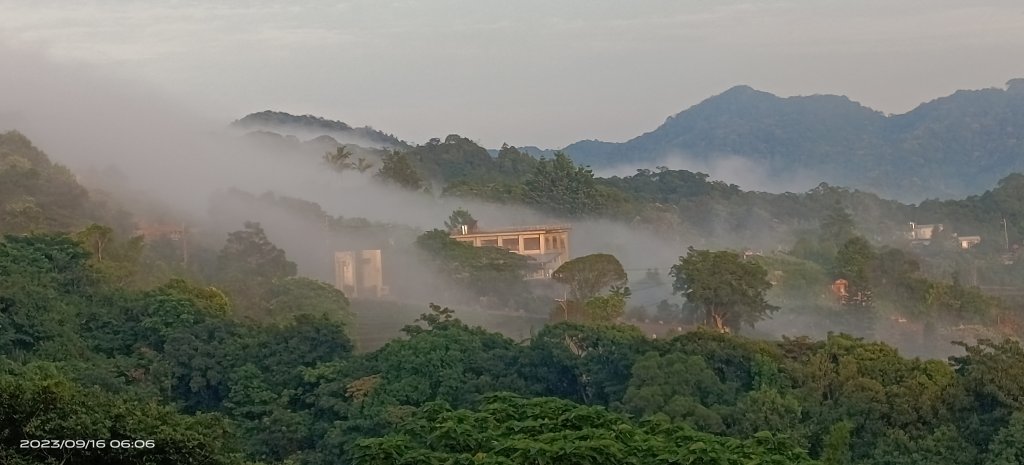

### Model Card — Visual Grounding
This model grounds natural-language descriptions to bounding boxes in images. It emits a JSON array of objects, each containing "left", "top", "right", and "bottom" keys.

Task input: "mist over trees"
[{"left": 6, "top": 82, "right": 1024, "bottom": 464}]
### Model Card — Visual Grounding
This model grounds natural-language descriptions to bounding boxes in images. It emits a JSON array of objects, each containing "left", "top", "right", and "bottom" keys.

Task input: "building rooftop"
[{"left": 452, "top": 224, "right": 571, "bottom": 237}]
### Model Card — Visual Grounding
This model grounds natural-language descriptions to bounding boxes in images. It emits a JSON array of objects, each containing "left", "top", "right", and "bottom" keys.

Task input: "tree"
[
  {"left": 376, "top": 150, "right": 424, "bottom": 190},
  {"left": 324, "top": 146, "right": 356, "bottom": 171},
  {"left": 670, "top": 247, "right": 778, "bottom": 332},
  {"left": 217, "top": 222, "right": 296, "bottom": 281},
  {"left": 986, "top": 411, "right": 1024, "bottom": 465},
  {"left": 621, "top": 351, "right": 733, "bottom": 432},
  {"left": 495, "top": 143, "right": 538, "bottom": 180},
  {"left": 821, "top": 421, "right": 853, "bottom": 465},
  {"left": 552, "top": 253, "right": 628, "bottom": 302},
  {"left": 262, "top": 277, "right": 352, "bottom": 324},
  {"left": 522, "top": 322, "right": 649, "bottom": 405},
  {"left": 443, "top": 208, "right": 477, "bottom": 234},
  {"left": 350, "top": 393, "right": 818, "bottom": 465},
  {"left": 583, "top": 286, "right": 632, "bottom": 323},
  {"left": 833, "top": 236, "right": 875, "bottom": 293},
  {"left": 0, "top": 365, "right": 241, "bottom": 465},
  {"left": 75, "top": 223, "right": 114, "bottom": 261},
  {"left": 524, "top": 152, "right": 605, "bottom": 216},
  {"left": 74, "top": 224, "right": 145, "bottom": 286},
  {"left": 215, "top": 222, "right": 297, "bottom": 314},
  {"left": 819, "top": 204, "right": 856, "bottom": 248},
  {"left": 355, "top": 157, "right": 375, "bottom": 173},
  {"left": 414, "top": 229, "right": 532, "bottom": 308}
]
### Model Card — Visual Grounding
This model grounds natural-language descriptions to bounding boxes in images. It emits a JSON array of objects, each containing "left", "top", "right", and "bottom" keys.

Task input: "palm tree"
[{"left": 324, "top": 146, "right": 355, "bottom": 171}]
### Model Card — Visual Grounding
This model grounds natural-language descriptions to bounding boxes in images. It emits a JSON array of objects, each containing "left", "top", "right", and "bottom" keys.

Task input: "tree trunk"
[{"left": 710, "top": 307, "right": 729, "bottom": 333}]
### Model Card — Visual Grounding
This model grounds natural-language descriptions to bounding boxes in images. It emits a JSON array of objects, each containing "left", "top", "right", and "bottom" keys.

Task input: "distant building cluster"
[
  {"left": 906, "top": 222, "right": 981, "bottom": 250},
  {"left": 330, "top": 223, "right": 572, "bottom": 300},
  {"left": 906, "top": 222, "right": 942, "bottom": 244}
]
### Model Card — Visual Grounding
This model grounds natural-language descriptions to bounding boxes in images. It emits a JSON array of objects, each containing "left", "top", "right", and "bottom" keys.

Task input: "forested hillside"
[
  {"left": 5, "top": 128, "right": 1024, "bottom": 464},
  {"left": 6, "top": 236, "right": 1024, "bottom": 464},
  {"left": 0, "top": 131, "right": 128, "bottom": 235},
  {"left": 563, "top": 80, "right": 1024, "bottom": 200}
]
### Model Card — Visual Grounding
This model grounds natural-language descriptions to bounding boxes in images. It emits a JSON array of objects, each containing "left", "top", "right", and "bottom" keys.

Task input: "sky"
[{"left": 1, "top": 0, "right": 1023, "bottom": 148}]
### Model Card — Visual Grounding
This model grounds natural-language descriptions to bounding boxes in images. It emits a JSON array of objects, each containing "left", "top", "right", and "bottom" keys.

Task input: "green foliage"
[
  {"left": 406, "top": 134, "right": 499, "bottom": 183},
  {"left": 366, "top": 307, "right": 529, "bottom": 408},
  {"left": 6, "top": 226, "right": 1024, "bottom": 464},
  {"left": 524, "top": 152, "right": 606, "bottom": 216},
  {"left": 376, "top": 150, "right": 425, "bottom": 190},
  {"left": 621, "top": 352, "right": 733, "bottom": 431},
  {"left": 262, "top": 276, "right": 352, "bottom": 324},
  {"left": 671, "top": 247, "right": 778, "bottom": 332},
  {"left": 215, "top": 221, "right": 298, "bottom": 316},
  {"left": 415, "top": 229, "right": 534, "bottom": 309},
  {"left": 444, "top": 208, "right": 477, "bottom": 233},
  {"left": 523, "top": 322, "right": 649, "bottom": 405},
  {"left": 10, "top": 119, "right": 1024, "bottom": 465},
  {"left": 157, "top": 278, "right": 231, "bottom": 317},
  {"left": 583, "top": 286, "right": 632, "bottom": 323},
  {"left": 0, "top": 131, "right": 92, "bottom": 234},
  {"left": 819, "top": 205, "right": 857, "bottom": 250},
  {"left": 551, "top": 253, "right": 628, "bottom": 302},
  {"left": 0, "top": 364, "right": 241, "bottom": 465},
  {"left": 350, "top": 394, "right": 818, "bottom": 465},
  {"left": 985, "top": 411, "right": 1024, "bottom": 465},
  {"left": 833, "top": 236, "right": 875, "bottom": 292},
  {"left": 821, "top": 421, "right": 853, "bottom": 465},
  {"left": 0, "top": 234, "right": 95, "bottom": 358},
  {"left": 324, "top": 145, "right": 369, "bottom": 172}
]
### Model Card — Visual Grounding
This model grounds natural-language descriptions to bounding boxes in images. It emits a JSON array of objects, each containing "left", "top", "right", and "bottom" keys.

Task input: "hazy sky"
[{"left": 2, "top": 0, "right": 1023, "bottom": 148}]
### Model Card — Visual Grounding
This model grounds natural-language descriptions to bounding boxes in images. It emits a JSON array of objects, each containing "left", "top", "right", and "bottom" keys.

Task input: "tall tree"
[
  {"left": 833, "top": 236, "right": 875, "bottom": 293},
  {"left": 819, "top": 204, "right": 856, "bottom": 249},
  {"left": 74, "top": 223, "right": 114, "bottom": 261},
  {"left": 375, "top": 150, "right": 424, "bottom": 191},
  {"left": 324, "top": 146, "right": 356, "bottom": 171},
  {"left": 216, "top": 222, "right": 297, "bottom": 313},
  {"left": 524, "top": 152, "right": 605, "bottom": 216},
  {"left": 552, "top": 253, "right": 628, "bottom": 302},
  {"left": 670, "top": 247, "right": 777, "bottom": 332},
  {"left": 443, "top": 208, "right": 477, "bottom": 234}
]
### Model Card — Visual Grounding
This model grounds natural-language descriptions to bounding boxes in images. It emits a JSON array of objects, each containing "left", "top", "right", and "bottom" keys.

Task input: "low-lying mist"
[
  {"left": 0, "top": 47, "right": 690, "bottom": 335},
  {"left": 595, "top": 151, "right": 823, "bottom": 194},
  {"left": 0, "top": 46, "right": 972, "bottom": 358}
]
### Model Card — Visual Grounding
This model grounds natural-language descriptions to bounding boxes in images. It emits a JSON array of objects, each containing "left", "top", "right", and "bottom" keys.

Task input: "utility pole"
[
  {"left": 181, "top": 222, "right": 189, "bottom": 267},
  {"left": 325, "top": 212, "right": 332, "bottom": 279},
  {"left": 1003, "top": 217, "right": 1010, "bottom": 252}
]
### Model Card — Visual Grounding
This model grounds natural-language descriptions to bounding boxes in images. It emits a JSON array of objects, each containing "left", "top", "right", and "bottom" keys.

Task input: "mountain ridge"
[
  {"left": 562, "top": 81, "right": 1024, "bottom": 201},
  {"left": 232, "top": 110, "right": 410, "bottom": 150}
]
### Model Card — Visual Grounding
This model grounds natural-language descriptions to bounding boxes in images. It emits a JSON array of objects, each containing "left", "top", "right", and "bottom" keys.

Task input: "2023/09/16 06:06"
[{"left": 20, "top": 439, "right": 156, "bottom": 449}]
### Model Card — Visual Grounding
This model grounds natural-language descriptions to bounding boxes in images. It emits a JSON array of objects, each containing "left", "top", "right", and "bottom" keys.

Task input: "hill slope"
[
  {"left": 563, "top": 80, "right": 1024, "bottom": 201},
  {"left": 232, "top": 110, "right": 410, "bottom": 149}
]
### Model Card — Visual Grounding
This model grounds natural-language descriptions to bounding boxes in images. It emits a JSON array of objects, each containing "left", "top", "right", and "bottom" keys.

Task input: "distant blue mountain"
[{"left": 561, "top": 81, "right": 1024, "bottom": 201}]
